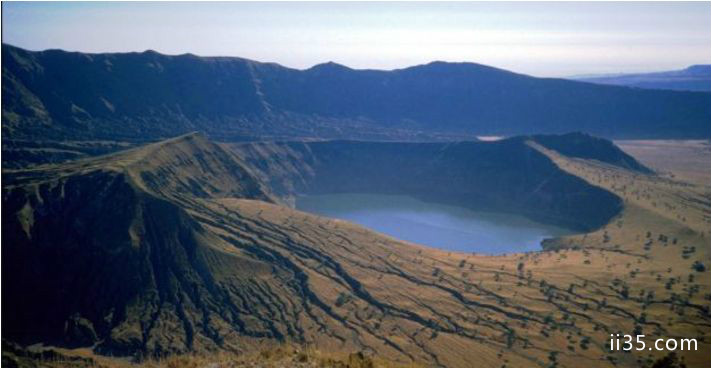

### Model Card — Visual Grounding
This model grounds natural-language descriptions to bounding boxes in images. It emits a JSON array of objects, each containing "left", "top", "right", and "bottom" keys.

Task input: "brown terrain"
[
  {"left": 2, "top": 134, "right": 709, "bottom": 368},
  {"left": 616, "top": 140, "right": 711, "bottom": 186}
]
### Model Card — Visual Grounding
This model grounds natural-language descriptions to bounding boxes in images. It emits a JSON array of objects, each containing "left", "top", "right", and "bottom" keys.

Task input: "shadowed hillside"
[
  {"left": 4, "top": 43, "right": 711, "bottom": 142},
  {"left": 2, "top": 133, "right": 275, "bottom": 355},
  {"left": 227, "top": 134, "right": 637, "bottom": 231},
  {"left": 532, "top": 133, "right": 654, "bottom": 174}
]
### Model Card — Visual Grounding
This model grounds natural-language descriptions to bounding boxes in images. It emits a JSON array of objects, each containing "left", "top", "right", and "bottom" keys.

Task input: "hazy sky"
[{"left": 2, "top": 2, "right": 710, "bottom": 77}]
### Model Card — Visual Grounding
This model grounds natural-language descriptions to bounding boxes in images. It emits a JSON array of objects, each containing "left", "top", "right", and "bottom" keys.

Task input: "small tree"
[{"left": 692, "top": 261, "right": 706, "bottom": 272}]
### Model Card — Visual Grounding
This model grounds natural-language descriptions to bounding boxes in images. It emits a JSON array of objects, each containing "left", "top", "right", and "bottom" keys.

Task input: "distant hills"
[
  {"left": 3, "top": 43, "right": 711, "bottom": 141},
  {"left": 573, "top": 65, "right": 711, "bottom": 92}
]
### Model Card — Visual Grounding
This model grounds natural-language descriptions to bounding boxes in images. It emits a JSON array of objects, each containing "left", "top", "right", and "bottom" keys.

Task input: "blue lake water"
[{"left": 296, "top": 193, "right": 573, "bottom": 254}]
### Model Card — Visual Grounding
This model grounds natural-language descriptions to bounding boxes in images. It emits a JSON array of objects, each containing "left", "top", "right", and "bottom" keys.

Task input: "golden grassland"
[
  {"left": 615, "top": 140, "right": 711, "bottom": 186},
  {"left": 530, "top": 140, "right": 710, "bottom": 366}
]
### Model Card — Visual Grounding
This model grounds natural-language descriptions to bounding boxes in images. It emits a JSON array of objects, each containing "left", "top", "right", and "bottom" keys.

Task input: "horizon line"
[{"left": 4, "top": 42, "right": 708, "bottom": 78}]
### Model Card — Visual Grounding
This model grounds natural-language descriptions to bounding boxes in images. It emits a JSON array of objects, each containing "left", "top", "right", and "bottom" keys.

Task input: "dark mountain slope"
[
  {"left": 3, "top": 174, "right": 214, "bottom": 353},
  {"left": 574, "top": 65, "right": 711, "bottom": 92},
  {"left": 4, "top": 44, "right": 711, "bottom": 141},
  {"left": 227, "top": 134, "right": 632, "bottom": 231},
  {"left": 2, "top": 133, "right": 280, "bottom": 354},
  {"left": 531, "top": 132, "right": 653, "bottom": 174}
]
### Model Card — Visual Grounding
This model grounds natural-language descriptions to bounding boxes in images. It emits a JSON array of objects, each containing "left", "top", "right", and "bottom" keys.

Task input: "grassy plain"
[{"left": 615, "top": 140, "right": 711, "bottom": 185}]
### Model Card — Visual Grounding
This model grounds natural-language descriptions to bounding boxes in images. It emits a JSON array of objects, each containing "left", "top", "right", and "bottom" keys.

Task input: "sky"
[{"left": 2, "top": 2, "right": 710, "bottom": 77}]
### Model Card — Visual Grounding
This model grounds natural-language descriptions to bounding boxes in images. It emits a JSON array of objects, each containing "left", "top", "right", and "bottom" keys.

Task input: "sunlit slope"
[
  {"left": 2, "top": 134, "right": 709, "bottom": 367},
  {"left": 531, "top": 140, "right": 711, "bottom": 367}
]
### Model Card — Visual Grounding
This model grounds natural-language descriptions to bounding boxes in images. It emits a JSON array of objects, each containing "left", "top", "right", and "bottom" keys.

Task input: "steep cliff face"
[
  {"left": 3, "top": 175, "right": 215, "bottom": 354},
  {"left": 228, "top": 136, "right": 628, "bottom": 231},
  {"left": 2, "top": 134, "right": 281, "bottom": 355}
]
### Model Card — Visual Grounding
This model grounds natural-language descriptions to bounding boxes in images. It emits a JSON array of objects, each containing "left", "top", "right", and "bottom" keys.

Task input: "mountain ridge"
[
  {"left": 4, "top": 43, "right": 711, "bottom": 141},
  {"left": 2, "top": 132, "right": 275, "bottom": 203},
  {"left": 573, "top": 64, "right": 711, "bottom": 92}
]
